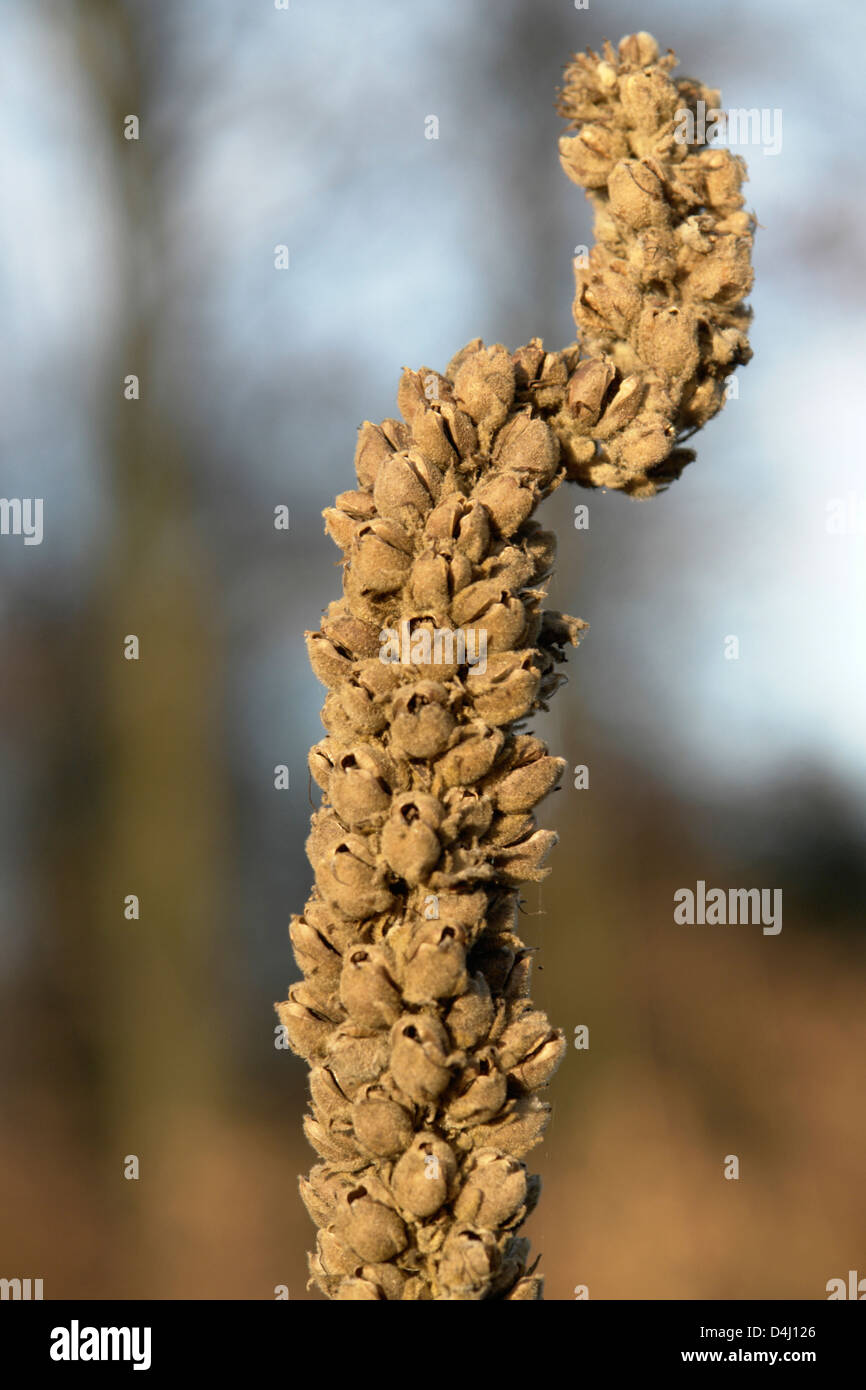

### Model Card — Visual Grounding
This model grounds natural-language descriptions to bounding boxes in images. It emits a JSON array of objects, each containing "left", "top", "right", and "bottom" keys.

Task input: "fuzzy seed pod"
[
  {"left": 339, "top": 946, "right": 402, "bottom": 1028},
  {"left": 328, "top": 748, "right": 392, "bottom": 828},
  {"left": 354, "top": 421, "right": 395, "bottom": 490},
  {"left": 435, "top": 728, "right": 504, "bottom": 789},
  {"left": 389, "top": 1014, "right": 455, "bottom": 1105},
  {"left": 352, "top": 1084, "right": 415, "bottom": 1158},
  {"left": 452, "top": 344, "right": 515, "bottom": 451},
  {"left": 436, "top": 1225, "right": 500, "bottom": 1299},
  {"left": 315, "top": 835, "right": 394, "bottom": 917},
  {"left": 402, "top": 922, "right": 469, "bottom": 1004},
  {"left": 282, "top": 30, "right": 754, "bottom": 1299},
  {"left": 336, "top": 1184, "right": 408, "bottom": 1263},
  {"left": 445, "top": 972, "right": 495, "bottom": 1050},
  {"left": 380, "top": 794, "right": 443, "bottom": 886},
  {"left": 349, "top": 523, "right": 413, "bottom": 598},
  {"left": 389, "top": 683, "right": 455, "bottom": 759},
  {"left": 454, "top": 1149, "right": 529, "bottom": 1229},
  {"left": 326, "top": 1024, "right": 391, "bottom": 1097},
  {"left": 490, "top": 751, "right": 566, "bottom": 813},
  {"left": 305, "top": 633, "right": 354, "bottom": 689},
  {"left": 392, "top": 1134, "right": 458, "bottom": 1218}
]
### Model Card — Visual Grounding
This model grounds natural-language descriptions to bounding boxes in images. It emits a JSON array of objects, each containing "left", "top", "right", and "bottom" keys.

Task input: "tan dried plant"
[{"left": 278, "top": 31, "right": 755, "bottom": 1300}]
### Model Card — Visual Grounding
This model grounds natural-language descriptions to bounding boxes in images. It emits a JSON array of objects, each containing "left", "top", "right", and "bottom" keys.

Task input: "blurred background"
[{"left": 1, "top": 0, "right": 864, "bottom": 1299}]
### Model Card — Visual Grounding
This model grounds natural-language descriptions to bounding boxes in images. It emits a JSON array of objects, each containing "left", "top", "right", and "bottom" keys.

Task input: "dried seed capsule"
[
  {"left": 276, "top": 988, "right": 334, "bottom": 1061},
  {"left": 380, "top": 794, "right": 443, "bottom": 886},
  {"left": 314, "top": 1228, "right": 360, "bottom": 1280},
  {"left": 511, "top": 338, "right": 545, "bottom": 387},
  {"left": 559, "top": 124, "right": 629, "bottom": 189},
  {"left": 429, "top": 887, "right": 490, "bottom": 935},
  {"left": 636, "top": 304, "right": 700, "bottom": 381},
  {"left": 424, "top": 493, "right": 465, "bottom": 543},
  {"left": 446, "top": 972, "right": 495, "bottom": 1049},
  {"left": 619, "top": 68, "right": 679, "bottom": 132},
  {"left": 315, "top": 835, "right": 394, "bottom": 917},
  {"left": 308, "top": 739, "right": 336, "bottom": 792},
  {"left": 482, "top": 544, "right": 534, "bottom": 591},
  {"left": 303, "top": 1113, "right": 361, "bottom": 1165},
  {"left": 348, "top": 519, "right": 413, "bottom": 594},
  {"left": 522, "top": 523, "right": 557, "bottom": 580},
  {"left": 289, "top": 917, "right": 342, "bottom": 1003},
  {"left": 452, "top": 343, "right": 515, "bottom": 449},
  {"left": 373, "top": 451, "right": 441, "bottom": 528},
  {"left": 618, "top": 30, "right": 659, "bottom": 64},
  {"left": 454, "top": 1149, "right": 528, "bottom": 1228},
  {"left": 402, "top": 922, "right": 468, "bottom": 1004},
  {"left": 308, "top": 1065, "right": 352, "bottom": 1124},
  {"left": 336, "top": 1185, "right": 408, "bottom": 1263},
  {"left": 437, "top": 1225, "right": 500, "bottom": 1299},
  {"left": 496, "top": 1006, "right": 556, "bottom": 1071},
  {"left": 494, "top": 827, "right": 558, "bottom": 883},
  {"left": 326, "top": 1023, "right": 391, "bottom": 1097},
  {"left": 485, "top": 810, "right": 535, "bottom": 849},
  {"left": 491, "top": 413, "right": 559, "bottom": 486},
  {"left": 502, "top": 948, "right": 535, "bottom": 1002},
  {"left": 354, "top": 420, "right": 395, "bottom": 489},
  {"left": 323, "top": 507, "right": 362, "bottom": 552},
  {"left": 490, "top": 753, "right": 565, "bottom": 813},
  {"left": 413, "top": 408, "right": 458, "bottom": 470},
  {"left": 397, "top": 367, "right": 432, "bottom": 427},
  {"left": 335, "top": 1278, "right": 382, "bottom": 1300},
  {"left": 360, "top": 1262, "right": 408, "bottom": 1300},
  {"left": 607, "top": 160, "right": 669, "bottom": 231},
  {"left": 320, "top": 607, "right": 382, "bottom": 660},
  {"left": 339, "top": 946, "right": 402, "bottom": 1028},
  {"left": 300, "top": 1164, "right": 353, "bottom": 1229},
  {"left": 302, "top": 897, "right": 359, "bottom": 956},
  {"left": 352, "top": 1085, "right": 415, "bottom": 1158},
  {"left": 435, "top": 728, "right": 504, "bottom": 788},
  {"left": 509, "top": 1028, "right": 567, "bottom": 1090},
  {"left": 321, "top": 682, "right": 386, "bottom": 741},
  {"left": 440, "top": 787, "right": 494, "bottom": 842},
  {"left": 328, "top": 749, "right": 392, "bottom": 828},
  {"left": 468, "top": 1095, "right": 550, "bottom": 1158},
  {"left": 473, "top": 472, "right": 535, "bottom": 537},
  {"left": 392, "top": 1134, "right": 458, "bottom": 1218},
  {"left": 411, "top": 550, "right": 451, "bottom": 613},
  {"left": 446, "top": 1049, "right": 507, "bottom": 1125},
  {"left": 388, "top": 682, "right": 455, "bottom": 759},
  {"left": 305, "top": 632, "right": 354, "bottom": 689},
  {"left": 465, "top": 652, "right": 540, "bottom": 725},
  {"left": 389, "top": 1014, "right": 454, "bottom": 1103},
  {"left": 593, "top": 374, "right": 646, "bottom": 439}
]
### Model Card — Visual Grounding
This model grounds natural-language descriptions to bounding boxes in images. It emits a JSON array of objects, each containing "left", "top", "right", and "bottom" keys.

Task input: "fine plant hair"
[{"left": 278, "top": 32, "right": 755, "bottom": 1300}]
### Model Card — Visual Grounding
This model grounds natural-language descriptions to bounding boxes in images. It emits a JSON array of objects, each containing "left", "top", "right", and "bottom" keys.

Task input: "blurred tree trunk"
[{"left": 66, "top": 0, "right": 229, "bottom": 1287}]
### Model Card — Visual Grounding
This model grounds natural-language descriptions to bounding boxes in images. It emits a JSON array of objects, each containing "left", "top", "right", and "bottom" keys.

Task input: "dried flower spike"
[{"left": 278, "top": 32, "right": 754, "bottom": 1300}]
